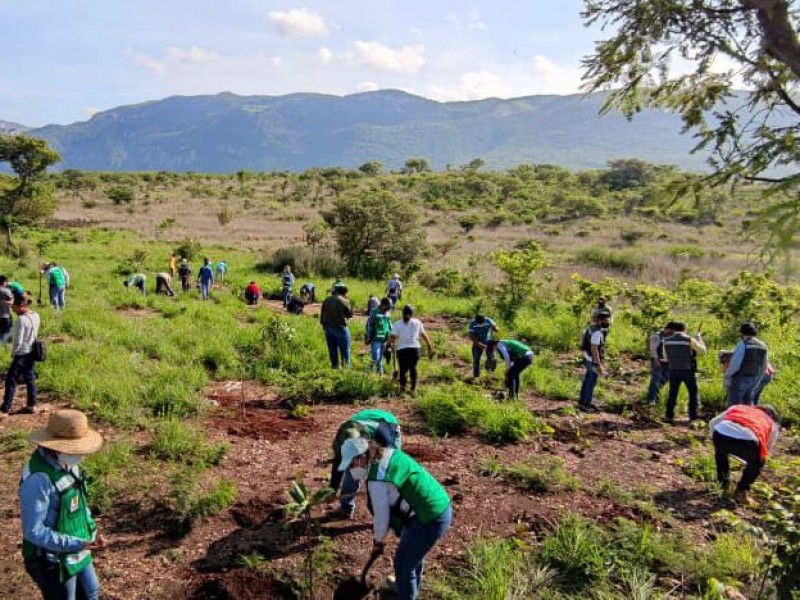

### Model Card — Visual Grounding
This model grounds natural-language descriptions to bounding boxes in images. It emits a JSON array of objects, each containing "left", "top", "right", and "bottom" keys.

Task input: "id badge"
[{"left": 70, "top": 496, "right": 80, "bottom": 513}]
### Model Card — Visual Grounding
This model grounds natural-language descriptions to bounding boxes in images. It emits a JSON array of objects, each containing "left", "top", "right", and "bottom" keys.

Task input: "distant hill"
[
  {"left": 13, "top": 90, "right": 711, "bottom": 172},
  {"left": 0, "top": 120, "right": 29, "bottom": 134}
]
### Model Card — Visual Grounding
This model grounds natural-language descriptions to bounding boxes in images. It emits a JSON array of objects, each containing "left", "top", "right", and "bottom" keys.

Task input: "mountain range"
[{"left": 7, "top": 90, "right": 709, "bottom": 173}]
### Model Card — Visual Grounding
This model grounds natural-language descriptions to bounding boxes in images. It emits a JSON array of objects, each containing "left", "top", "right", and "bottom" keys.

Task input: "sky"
[{"left": 0, "top": 1, "right": 597, "bottom": 126}]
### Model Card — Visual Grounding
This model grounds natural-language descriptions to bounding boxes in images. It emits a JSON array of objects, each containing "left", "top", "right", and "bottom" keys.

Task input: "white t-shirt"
[{"left": 391, "top": 318, "right": 425, "bottom": 350}]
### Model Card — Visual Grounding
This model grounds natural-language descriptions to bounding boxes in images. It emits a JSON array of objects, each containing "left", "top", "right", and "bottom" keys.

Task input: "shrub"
[
  {"left": 106, "top": 185, "right": 135, "bottom": 204},
  {"left": 174, "top": 238, "right": 201, "bottom": 261},
  {"left": 679, "top": 454, "right": 718, "bottom": 484},
  {"left": 538, "top": 514, "right": 611, "bottom": 592},
  {"left": 258, "top": 245, "right": 343, "bottom": 278},
  {"left": 167, "top": 469, "right": 237, "bottom": 531},
  {"left": 217, "top": 207, "right": 234, "bottom": 226},
  {"left": 0, "top": 428, "right": 31, "bottom": 453},
  {"left": 576, "top": 247, "right": 645, "bottom": 273},
  {"left": 151, "top": 419, "right": 229, "bottom": 467},
  {"left": 667, "top": 244, "right": 706, "bottom": 259},
  {"left": 483, "top": 456, "right": 580, "bottom": 493}
]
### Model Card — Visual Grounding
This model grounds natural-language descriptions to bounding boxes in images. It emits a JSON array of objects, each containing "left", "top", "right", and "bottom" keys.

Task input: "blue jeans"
[
  {"left": 339, "top": 469, "right": 360, "bottom": 512},
  {"left": 50, "top": 285, "right": 66, "bottom": 309},
  {"left": 325, "top": 327, "right": 351, "bottom": 368},
  {"left": 3, "top": 352, "right": 36, "bottom": 412},
  {"left": 646, "top": 362, "right": 669, "bottom": 404},
  {"left": 506, "top": 353, "right": 533, "bottom": 399},
  {"left": 24, "top": 554, "right": 100, "bottom": 600},
  {"left": 753, "top": 372, "right": 773, "bottom": 405},
  {"left": 200, "top": 280, "right": 212, "bottom": 300},
  {"left": 728, "top": 375, "right": 760, "bottom": 406},
  {"left": 579, "top": 360, "right": 598, "bottom": 406},
  {"left": 0, "top": 317, "right": 11, "bottom": 344},
  {"left": 370, "top": 340, "right": 386, "bottom": 374},
  {"left": 471, "top": 342, "right": 496, "bottom": 377},
  {"left": 282, "top": 287, "right": 292, "bottom": 308},
  {"left": 395, "top": 504, "right": 453, "bottom": 600}
]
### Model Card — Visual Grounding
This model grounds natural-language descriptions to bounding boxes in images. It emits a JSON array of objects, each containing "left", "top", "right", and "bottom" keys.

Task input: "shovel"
[{"left": 332, "top": 549, "right": 381, "bottom": 600}]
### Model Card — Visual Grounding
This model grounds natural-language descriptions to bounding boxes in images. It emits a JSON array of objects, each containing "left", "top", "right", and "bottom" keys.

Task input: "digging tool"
[
  {"left": 37, "top": 263, "right": 44, "bottom": 306},
  {"left": 360, "top": 547, "right": 381, "bottom": 585},
  {"left": 391, "top": 345, "right": 399, "bottom": 381},
  {"left": 332, "top": 548, "right": 381, "bottom": 600}
]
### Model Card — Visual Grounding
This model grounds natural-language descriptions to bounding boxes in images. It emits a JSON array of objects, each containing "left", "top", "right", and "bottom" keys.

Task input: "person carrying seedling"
[
  {"left": 468, "top": 312, "right": 499, "bottom": 378},
  {"left": 497, "top": 339, "right": 534, "bottom": 399},
  {"left": 18, "top": 409, "right": 106, "bottom": 599},
  {"left": 385, "top": 274, "right": 403, "bottom": 308},
  {"left": 366, "top": 298, "right": 393, "bottom": 374},
  {"left": 155, "top": 272, "right": 175, "bottom": 296},
  {"left": 386, "top": 305, "right": 434, "bottom": 394},
  {"left": 177, "top": 258, "right": 192, "bottom": 292},
  {"left": 709, "top": 404, "right": 780, "bottom": 503},
  {"left": 123, "top": 273, "right": 146, "bottom": 296},
  {"left": 338, "top": 435, "right": 452, "bottom": 600},
  {"left": 724, "top": 322, "right": 769, "bottom": 406},
  {"left": 244, "top": 281, "right": 261, "bottom": 306},
  {"left": 647, "top": 322, "right": 675, "bottom": 405},
  {"left": 320, "top": 285, "right": 354, "bottom": 368},
  {"left": 579, "top": 311, "right": 611, "bottom": 412},
  {"left": 281, "top": 265, "right": 295, "bottom": 308},
  {"left": 198, "top": 258, "right": 214, "bottom": 301},
  {"left": 215, "top": 260, "right": 228, "bottom": 283},
  {"left": 328, "top": 409, "right": 402, "bottom": 518},
  {"left": 662, "top": 321, "right": 706, "bottom": 423}
]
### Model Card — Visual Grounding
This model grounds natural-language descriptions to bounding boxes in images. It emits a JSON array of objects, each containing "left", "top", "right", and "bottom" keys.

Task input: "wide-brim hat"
[
  {"left": 28, "top": 409, "right": 103, "bottom": 455},
  {"left": 337, "top": 437, "right": 369, "bottom": 471}
]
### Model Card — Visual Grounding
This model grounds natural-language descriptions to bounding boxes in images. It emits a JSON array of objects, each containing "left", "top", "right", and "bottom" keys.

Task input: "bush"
[
  {"left": 106, "top": 185, "right": 135, "bottom": 204},
  {"left": 667, "top": 244, "right": 706, "bottom": 260},
  {"left": 151, "top": 419, "right": 229, "bottom": 467},
  {"left": 82, "top": 440, "right": 136, "bottom": 513},
  {"left": 483, "top": 456, "right": 580, "bottom": 493},
  {"left": 576, "top": 247, "right": 645, "bottom": 273},
  {"left": 258, "top": 245, "right": 343, "bottom": 278},
  {"left": 167, "top": 469, "right": 237, "bottom": 531},
  {"left": 538, "top": 514, "right": 611, "bottom": 592},
  {"left": 174, "top": 238, "right": 201, "bottom": 261}
]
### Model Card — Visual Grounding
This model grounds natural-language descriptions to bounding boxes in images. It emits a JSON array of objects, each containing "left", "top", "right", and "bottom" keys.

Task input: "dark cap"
[{"left": 740, "top": 322, "right": 757, "bottom": 336}]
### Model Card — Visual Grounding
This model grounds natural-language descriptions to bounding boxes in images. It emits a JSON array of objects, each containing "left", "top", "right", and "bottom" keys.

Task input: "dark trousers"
[
  {"left": 180, "top": 275, "right": 190, "bottom": 292},
  {"left": 3, "top": 352, "right": 37, "bottom": 412},
  {"left": 506, "top": 354, "right": 533, "bottom": 399},
  {"left": 155, "top": 276, "right": 174, "bottom": 296},
  {"left": 397, "top": 348, "right": 421, "bottom": 391},
  {"left": 245, "top": 291, "right": 259, "bottom": 305},
  {"left": 666, "top": 369, "right": 699, "bottom": 420},
  {"left": 712, "top": 431, "right": 764, "bottom": 492},
  {"left": 471, "top": 341, "right": 497, "bottom": 377}
]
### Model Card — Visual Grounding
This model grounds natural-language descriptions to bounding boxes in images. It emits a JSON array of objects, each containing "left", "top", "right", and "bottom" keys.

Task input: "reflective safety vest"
[
  {"left": 21, "top": 451, "right": 96, "bottom": 581},
  {"left": 368, "top": 449, "right": 450, "bottom": 532},
  {"left": 663, "top": 333, "right": 694, "bottom": 371},
  {"left": 724, "top": 405, "right": 775, "bottom": 460},
  {"left": 737, "top": 338, "right": 768, "bottom": 377},
  {"left": 581, "top": 325, "right": 606, "bottom": 359}
]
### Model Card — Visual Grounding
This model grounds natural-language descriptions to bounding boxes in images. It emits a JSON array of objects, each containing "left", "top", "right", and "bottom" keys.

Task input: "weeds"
[
  {"left": 481, "top": 456, "right": 581, "bottom": 493},
  {"left": 0, "top": 428, "right": 31, "bottom": 453},
  {"left": 151, "top": 419, "right": 229, "bottom": 467}
]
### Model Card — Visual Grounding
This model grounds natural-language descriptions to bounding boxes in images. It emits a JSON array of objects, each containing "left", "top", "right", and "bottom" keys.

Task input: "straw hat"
[{"left": 28, "top": 410, "right": 103, "bottom": 455}]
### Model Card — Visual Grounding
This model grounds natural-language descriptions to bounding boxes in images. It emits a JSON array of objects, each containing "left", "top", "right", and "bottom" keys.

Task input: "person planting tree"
[
  {"left": 386, "top": 305, "right": 433, "bottom": 394},
  {"left": 468, "top": 312, "right": 499, "bottom": 378},
  {"left": 497, "top": 339, "right": 534, "bottom": 400},
  {"left": 123, "top": 273, "right": 146, "bottom": 296}
]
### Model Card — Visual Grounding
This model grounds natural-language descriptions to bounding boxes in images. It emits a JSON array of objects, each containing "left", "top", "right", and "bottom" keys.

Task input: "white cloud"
[
  {"left": 268, "top": 7, "right": 328, "bottom": 37},
  {"left": 530, "top": 54, "right": 582, "bottom": 94},
  {"left": 353, "top": 41, "right": 425, "bottom": 73},
  {"left": 357, "top": 81, "right": 379, "bottom": 92},
  {"left": 125, "top": 45, "right": 218, "bottom": 76},
  {"left": 468, "top": 11, "right": 486, "bottom": 30},
  {"left": 429, "top": 70, "right": 513, "bottom": 101},
  {"left": 317, "top": 46, "right": 333, "bottom": 65}
]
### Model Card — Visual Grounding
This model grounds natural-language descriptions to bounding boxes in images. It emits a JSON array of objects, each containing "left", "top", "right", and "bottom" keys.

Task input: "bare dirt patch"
[{"left": 182, "top": 569, "right": 296, "bottom": 600}]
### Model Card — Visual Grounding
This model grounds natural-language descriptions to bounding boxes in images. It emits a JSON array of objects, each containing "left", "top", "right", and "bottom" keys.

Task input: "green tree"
[
  {"left": 106, "top": 186, "right": 135, "bottom": 205},
  {"left": 358, "top": 160, "right": 384, "bottom": 176},
  {"left": 322, "top": 190, "right": 427, "bottom": 277},
  {"left": 0, "top": 135, "right": 61, "bottom": 249},
  {"left": 402, "top": 157, "right": 431, "bottom": 174},
  {"left": 582, "top": 0, "right": 800, "bottom": 254},
  {"left": 491, "top": 241, "right": 548, "bottom": 320},
  {"left": 60, "top": 169, "right": 98, "bottom": 199}
]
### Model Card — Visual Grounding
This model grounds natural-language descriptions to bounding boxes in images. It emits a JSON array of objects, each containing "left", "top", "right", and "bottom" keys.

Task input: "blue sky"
[{"left": 0, "top": 1, "right": 595, "bottom": 126}]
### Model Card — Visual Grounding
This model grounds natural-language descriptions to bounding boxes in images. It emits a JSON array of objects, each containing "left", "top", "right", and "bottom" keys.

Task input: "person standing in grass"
[
  {"left": 710, "top": 404, "right": 780, "bottom": 503},
  {"left": 19, "top": 409, "right": 106, "bottom": 599},
  {"left": 45, "top": 262, "right": 69, "bottom": 310},
  {"left": 497, "top": 339, "right": 534, "bottom": 399},
  {"left": 591, "top": 297, "right": 613, "bottom": 322},
  {"left": 155, "top": 272, "right": 175, "bottom": 296},
  {"left": 329, "top": 409, "right": 401, "bottom": 518},
  {"left": 198, "top": 258, "right": 214, "bottom": 301},
  {"left": 366, "top": 297, "right": 393, "bottom": 374},
  {"left": 178, "top": 258, "right": 192, "bottom": 292},
  {"left": 339, "top": 436, "right": 452, "bottom": 600},
  {"left": 663, "top": 321, "right": 706, "bottom": 423},
  {"left": 215, "top": 260, "right": 228, "bottom": 283},
  {"left": 646, "top": 323, "right": 675, "bottom": 405},
  {"left": 1, "top": 294, "right": 40, "bottom": 417},
  {"left": 386, "top": 273, "right": 403, "bottom": 308},
  {"left": 0, "top": 276, "right": 14, "bottom": 345},
  {"left": 169, "top": 252, "right": 177, "bottom": 278},
  {"left": 281, "top": 265, "right": 295, "bottom": 308},
  {"left": 320, "top": 285, "right": 353, "bottom": 368},
  {"left": 579, "top": 311, "right": 611, "bottom": 412},
  {"left": 123, "top": 273, "right": 146, "bottom": 296},
  {"left": 387, "top": 305, "right": 434, "bottom": 394},
  {"left": 468, "top": 313, "right": 499, "bottom": 378},
  {"left": 724, "top": 322, "right": 769, "bottom": 406}
]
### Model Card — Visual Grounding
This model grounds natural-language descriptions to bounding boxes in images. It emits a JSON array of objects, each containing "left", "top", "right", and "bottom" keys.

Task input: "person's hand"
[
  {"left": 478, "top": 343, "right": 487, "bottom": 350},
  {"left": 600, "top": 366, "right": 609, "bottom": 376},
  {"left": 85, "top": 535, "right": 107, "bottom": 551}
]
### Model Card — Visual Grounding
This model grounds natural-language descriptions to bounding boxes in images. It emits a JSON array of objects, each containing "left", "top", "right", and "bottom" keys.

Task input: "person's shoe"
[
  {"left": 18, "top": 406, "right": 37, "bottom": 415},
  {"left": 733, "top": 490, "right": 755, "bottom": 506},
  {"left": 578, "top": 404, "right": 598, "bottom": 413},
  {"left": 327, "top": 507, "right": 355, "bottom": 520},
  {"left": 664, "top": 416, "right": 675, "bottom": 425}
]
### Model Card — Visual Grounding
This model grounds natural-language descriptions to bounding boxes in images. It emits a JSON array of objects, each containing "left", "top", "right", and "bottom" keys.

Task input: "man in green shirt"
[
  {"left": 123, "top": 273, "right": 146, "bottom": 296},
  {"left": 497, "top": 339, "right": 534, "bottom": 399}
]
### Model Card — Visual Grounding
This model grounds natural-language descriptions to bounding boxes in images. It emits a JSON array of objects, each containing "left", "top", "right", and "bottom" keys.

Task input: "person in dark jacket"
[
  {"left": 320, "top": 286, "right": 353, "bottom": 368},
  {"left": 724, "top": 322, "right": 769, "bottom": 406},
  {"left": 662, "top": 322, "right": 706, "bottom": 423}
]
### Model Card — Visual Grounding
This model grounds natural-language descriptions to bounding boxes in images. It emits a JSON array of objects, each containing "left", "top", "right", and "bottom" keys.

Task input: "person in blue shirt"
[
  {"left": 198, "top": 258, "right": 214, "bottom": 301},
  {"left": 281, "top": 265, "right": 295, "bottom": 309},
  {"left": 468, "top": 313, "right": 499, "bottom": 377},
  {"left": 215, "top": 261, "right": 228, "bottom": 283}
]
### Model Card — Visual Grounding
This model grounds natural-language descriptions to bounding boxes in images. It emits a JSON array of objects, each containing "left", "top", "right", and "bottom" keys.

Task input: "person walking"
[
  {"left": 123, "top": 273, "right": 146, "bottom": 296},
  {"left": 178, "top": 258, "right": 192, "bottom": 292},
  {"left": 1, "top": 294, "right": 40, "bottom": 417},
  {"left": 329, "top": 409, "right": 401, "bottom": 518},
  {"left": 724, "top": 323, "right": 769, "bottom": 406},
  {"left": 281, "top": 265, "right": 295, "bottom": 309},
  {"left": 387, "top": 305, "right": 434, "bottom": 394},
  {"left": 710, "top": 404, "right": 780, "bottom": 503},
  {"left": 663, "top": 321, "right": 706, "bottom": 423},
  {"left": 169, "top": 253, "right": 177, "bottom": 279},
  {"left": 497, "top": 339, "right": 534, "bottom": 399},
  {"left": 19, "top": 409, "right": 106, "bottom": 599},
  {"left": 338, "top": 437, "right": 452, "bottom": 600},
  {"left": 366, "top": 298, "right": 393, "bottom": 374},
  {"left": 215, "top": 260, "right": 228, "bottom": 283},
  {"left": 386, "top": 274, "right": 403, "bottom": 308},
  {"left": 198, "top": 258, "right": 214, "bottom": 301},
  {"left": 155, "top": 272, "right": 175, "bottom": 296},
  {"left": 320, "top": 285, "right": 353, "bottom": 368},
  {"left": 44, "top": 263, "right": 69, "bottom": 310},
  {"left": 579, "top": 311, "right": 611, "bottom": 412},
  {"left": 646, "top": 323, "right": 675, "bottom": 405},
  {"left": 244, "top": 281, "right": 261, "bottom": 306},
  {"left": 468, "top": 313, "right": 499, "bottom": 378},
  {"left": 0, "top": 275, "right": 14, "bottom": 345}
]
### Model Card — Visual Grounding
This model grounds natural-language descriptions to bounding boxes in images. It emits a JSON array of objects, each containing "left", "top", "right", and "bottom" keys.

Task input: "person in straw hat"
[{"left": 19, "top": 409, "right": 105, "bottom": 599}]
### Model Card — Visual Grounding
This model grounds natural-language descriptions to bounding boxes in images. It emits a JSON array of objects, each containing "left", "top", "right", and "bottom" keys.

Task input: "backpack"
[{"left": 372, "top": 313, "right": 393, "bottom": 341}]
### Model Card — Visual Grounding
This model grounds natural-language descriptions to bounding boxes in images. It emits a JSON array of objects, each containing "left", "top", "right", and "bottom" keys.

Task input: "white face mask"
[
  {"left": 57, "top": 453, "right": 82, "bottom": 471},
  {"left": 349, "top": 467, "right": 367, "bottom": 481}
]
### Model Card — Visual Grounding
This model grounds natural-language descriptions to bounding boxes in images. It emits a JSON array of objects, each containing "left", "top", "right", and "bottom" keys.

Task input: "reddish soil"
[{"left": 182, "top": 569, "right": 296, "bottom": 600}]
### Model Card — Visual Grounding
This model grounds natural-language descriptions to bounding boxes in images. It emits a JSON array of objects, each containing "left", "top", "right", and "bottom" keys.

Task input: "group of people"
[{"left": 124, "top": 255, "right": 227, "bottom": 300}]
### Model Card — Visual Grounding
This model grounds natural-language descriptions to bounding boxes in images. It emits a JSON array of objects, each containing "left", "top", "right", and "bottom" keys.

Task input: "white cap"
[{"left": 337, "top": 437, "right": 369, "bottom": 471}]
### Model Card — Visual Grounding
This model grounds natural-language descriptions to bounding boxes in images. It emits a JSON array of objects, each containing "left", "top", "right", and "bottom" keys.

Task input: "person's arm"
[
  {"left": 649, "top": 334, "right": 660, "bottom": 363},
  {"left": 367, "top": 480, "right": 395, "bottom": 543},
  {"left": 497, "top": 343, "right": 511, "bottom": 369},
  {"left": 421, "top": 328, "right": 434, "bottom": 356},
  {"left": 726, "top": 341, "right": 746, "bottom": 381},
  {"left": 768, "top": 424, "right": 780, "bottom": 452},
  {"left": 10, "top": 319, "right": 23, "bottom": 355},
  {"left": 20, "top": 473, "right": 87, "bottom": 554},
  {"left": 341, "top": 298, "right": 353, "bottom": 319},
  {"left": 590, "top": 332, "right": 606, "bottom": 373},
  {"left": 758, "top": 349, "right": 769, "bottom": 382},
  {"left": 690, "top": 334, "right": 707, "bottom": 355}
]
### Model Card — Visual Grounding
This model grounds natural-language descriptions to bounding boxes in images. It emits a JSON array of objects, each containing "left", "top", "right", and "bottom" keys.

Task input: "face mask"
[
  {"left": 57, "top": 453, "right": 82, "bottom": 471},
  {"left": 349, "top": 467, "right": 367, "bottom": 481},
  {"left": 601, "top": 327, "right": 610, "bottom": 334}
]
